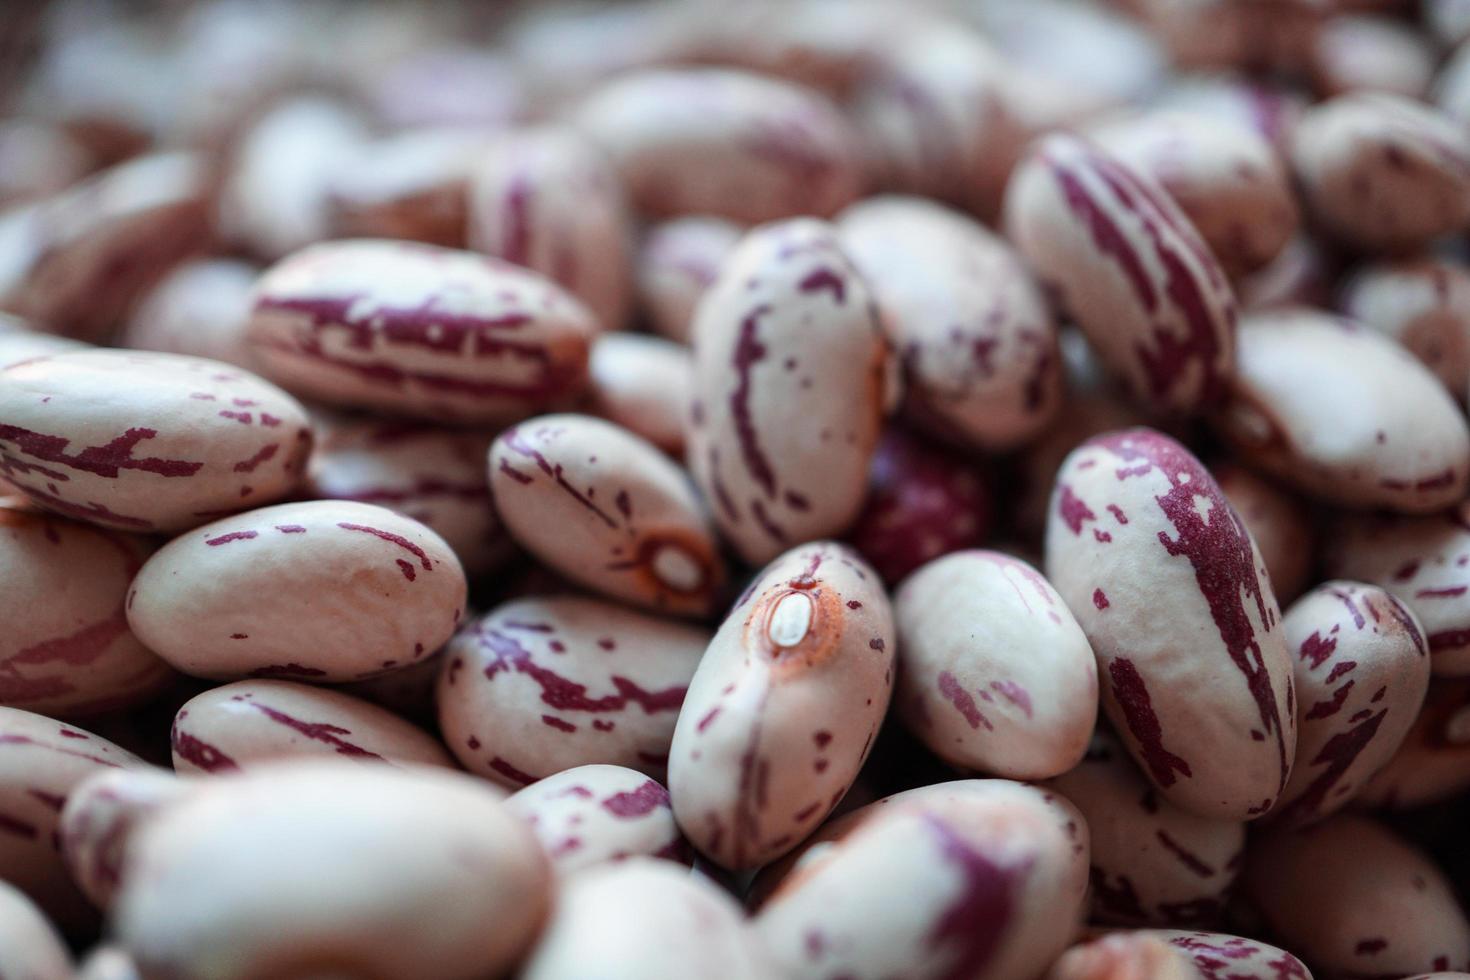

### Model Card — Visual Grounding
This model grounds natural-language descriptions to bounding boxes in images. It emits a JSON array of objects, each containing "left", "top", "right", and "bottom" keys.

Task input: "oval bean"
[
  {"left": 327, "top": 129, "right": 488, "bottom": 249},
  {"left": 1339, "top": 256, "right": 1470, "bottom": 401},
  {"left": 585, "top": 332, "right": 692, "bottom": 456},
  {"left": 0, "top": 880, "right": 71, "bottom": 980},
  {"left": 634, "top": 216, "right": 740, "bottom": 344},
  {"left": 59, "top": 766, "right": 187, "bottom": 908},
  {"left": 1356, "top": 679, "right": 1470, "bottom": 808},
  {"left": 119, "top": 258, "right": 259, "bottom": 369},
  {"left": 1212, "top": 463, "right": 1315, "bottom": 606}
]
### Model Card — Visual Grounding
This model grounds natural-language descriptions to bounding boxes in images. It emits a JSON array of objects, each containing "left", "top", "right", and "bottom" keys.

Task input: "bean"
[
  {"left": 1237, "top": 235, "right": 1336, "bottom": 313},
  {"left": 126, "top": 500, "right": 466, "bottom": 682},
  {"left": 0, "top": 879, "right": 72, "bottom": 980},
  {"left": 1310, "top": 16, "right": 1435, "bottom": 100},
  {"left": 1043, "top": 931, "right": 1196, "bottom": 980},
  {"left": 59, "top": 766, "right": 187, "bottom": 908},
  {"left": 326, "top": 129, "right": 489, "bottom": 248},
  {"left": 489, "top": 413, "right": 723, "bottom": 615},
  {"left": 0, "top": 314, "right": 88, "bottom": 369},
  {"left": 585, "top": 332, "right": 692, "bottom": 456},
  {"left": 248, "top": 238, "right": 598, "bottom": 425},
  {"left": 118, "top": 258, "right": 259, "bottom": 370},
  {"left": 363, "top": 48, "right": 525, "bottom": 133},
  {"left": 1356, "top": 679, "right": 1470, "bottom": 808},
  {"left": 1213, "top": 462, "right": 1315, "bottom": 605},
  {"left": 0, "top": 349, "right": 313, "bottom": 532},
  {"left": 634, "top": 216, "right": 741, "bottom": 345},
  {"left": 668, "top": 541, "right": 893, "bottom": 869},
  {"left": 339, "top": 650, "right": 444, "bottom": 724},
  {"left": 76, "top": 946, "right": 141, "bottom": 980},
  {"left": 1045, "top": 428, "right": 1296, "bottom": 820},
  {"left": 1139, "top": 930, "right": 1311, "bottom": 980},
  {"left": 0, "top": 120, "right": 90, "bottom": 210},
  {"left": 438, "top": 595, "right": 706, "bottom": 788},
  {"left": 1152, "top": 75, "right": 1307, "bottom": 153},
  {"left": 1338, "top": 255, "right": 1470, "bottom": 400}
]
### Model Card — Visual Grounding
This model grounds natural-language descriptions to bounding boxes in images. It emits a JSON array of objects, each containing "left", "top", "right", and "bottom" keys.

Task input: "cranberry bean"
[
  {"left": 895, "top": 550, "right": 1096, "bottom": 780},
  {"left": 1088, "top": 111, "right": 1299, "bottom": 279},
  {"left": 438, "top": 596, "right": 706, "bottom": 788},
  {"left": 838, "top": 195, "right": 1061, "bottom": 450},
  {"left": 505, "top": 764, "right": 688, "bottom": 874},
  {"left": 469, "top": 126, "right": 635, "bottom": 331},
  {"left": 584, "top": 333, "right": 692, "bottom": 456},
  {"left": 1339, "top": 256, "right": 1470, "bottom": 400},
  {"left": 1356, "top": 679, "right": 1470, "bottom": 808},
  {"left": 520, "top": 858, "right": 774, "bottom": 980},
  {"left": 489, "top": 413, "right": 723, "bottom": 616},
  {"left": 1242, "top": 815, "right": 1470, "bottom": 975},
  {"left": 59, "top": 766, "right": 187, "bottom": 908},
  {"left": 570, "top": 68, "right": 862, "bottom": 222},
  {"left": 1, "top": 504, "right": 171, "bottom": 717},
  {"left": 1140, "top": 930, "right": 1311, "bottom": 980},
  {"left": 327, "top": 129, "right": 490, "bottom": 249},
  {"left": 687, "top": 219, "right": 888, "bottom": 565},
  {"left": 113, "top": 760, "right": 551, "bottom": 980},
  {"left": 0, "top": 349, "right": 312, "bottom": 532},
  {"left": 1310, "top": 16, "right": 1435, "bottom": 100},
  {"left": 635, "top": 216, "right": 741, "bottom": 345},
  {"left": 126, "top": 500, "right": 466, "bottom": 683},
  {"left": 306, "top": 415, "right": 510, "bottom": 577},
  {"left": 0, "top": 880, "right": 71, "bottom": 980},
  {"left": 754, "top": 780, "right": 1089, "bottom": 980},
  {"left": 668, "top": 542, "right": 893, "bottom": 869},
  {"left": 0, "top": 707, "right": 142, "bottom": 932},
  {"left": 1213, "top": 463, "right": 1315, "bottom": 605},
  {"left": 1043, "top": 932, "right": 1196, "bottom": 980},
  {"left": 1004, "top": 133, "right": 1237, "bottom": 416},
  {"left": 0, "top": 314, "right": 87, "bottom": 369},
  {"left": 1290, "top": 92, "right": 1470, "bottom": 253},
  {"left": 248, "top": 239, "right": 598, "bottom": 425},
  {"left": 118, "top": 258, "right": 259, "bottom": 369},
  {"left": 1045, "top": 428, "right": 1296, "bottom": 820}
]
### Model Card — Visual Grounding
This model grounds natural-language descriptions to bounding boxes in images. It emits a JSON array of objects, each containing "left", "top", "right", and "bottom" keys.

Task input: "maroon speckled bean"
[
  {"left": 1212, "top": 463, "right": 1315, "bottom": 605},
  {"left": 505, "top": 764, "right": 688, "bottom": 875},
  {"left": 570, "top": 68, "right": 862, "bottom": 223},
  {"left": 1140, "top": 930, "right": 1312, "bottom": 980},
  {"left": 687, "top": 218, "right": 889, "bottom": 565},
  {"left": 58, "top": 766, "right": 186, "bottom": 908},
  {"left": 1339, "top": 256, "right": 1470, "bottom": 400},
  {"left": 1290, "top": 92, "right": 1470, "bottom": 253},
  {"left": 1, "top": 504, "right": 171, "bottom": 717},
  {"left": 126, "top": 500, "right": 466, "bottom": 683},
  {"left": 118, "top": 258, "right": 259, "bottom": 370},
  {"left": 248, "top": 239, "right": 600, "bottom": 425},
  {"left": 0, "top": 879, "right": 72, "bottom": 980},
  {"left": 0, "top": 314, "right": 87, "bottom": 368},
  {"left": 1242, "top": 815, "right": 1470, "bottom": 976},
  {"left": 327, "top": 129, "right": 490, "bottom": 249},
  {"left": 585, "top": 332, "right": 692, "bottom": 456},
  {"left": 895, "top": 550, "right": 1097, "bottom": 780},
  {"left": 113, "top": 760, "right": 552, "bottom": 980},
  {"left": 1004, "top": 133, "right": 1237, "bottom": 417},
  {"left": 0, "top": 349, "right": 312, "bottom": 532},
  {"left": 438, "top": 595, "right": 706, "bottom": 788},
  {"left": 1044, "top": 931, "right": 1196, "bottom": 980},
  {"left": 1047, "top": 729, "right": 1246, "bottom": 928},
  {"left": 838, "top": 195, "right": 1061, "bottom": 451},
  {"left": 635, "top": 215, "right": 740, "bottom": 344},
  {"left": 668, "top": 542, "right": 893, "bottom": 869},
  {"left": 169, "top": 679, "right": 454, "bottom": 774},
  {"left": 1356, "top": 679, "right": 1470, "bottom": 808},
  {"left": 469, "top": 126, "right": 635, "bottom": 331},
  {"left": 1045, "top": 428, "right": 1296, "bottom": 820},
  {"left": 1273, "top": 582, "right": 1429, "bottom": 827},
  {"left": 489, "top": 413, "right": 723, "bottom": 616},
  {"left": 1216, "top": 310, "right": 1470, "bottom": 514}
]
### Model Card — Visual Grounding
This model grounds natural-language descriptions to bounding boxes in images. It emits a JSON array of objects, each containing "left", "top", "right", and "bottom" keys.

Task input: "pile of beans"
[{"left": 5, "top": 0, "right": 1470, "bottom": 977}]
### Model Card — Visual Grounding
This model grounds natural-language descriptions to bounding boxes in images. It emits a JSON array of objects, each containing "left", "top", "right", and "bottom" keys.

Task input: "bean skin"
[
  {"left": 1356, "top": 679, "right": 1470, "bottom": 808},
  {"left": 1140, "top": 930, "right": 1312, "bottom": 980},
  {"left": 634, "top": 216, "right": 740, "bottom": 344},
  {"left": 1043, "top": 932, "right": 1197, "bottom": 980},
  {"left": 1212, "top": 463, "right": 1315, "bottom": 605},
  {"left": 59, "top": 766, "right": 187, "bottom": 908},
  {"left": 584, "top": 332, "right": 693, "bottom": 456},
  {"left": 326, "top": 129, "right": 489, "bottom": 249},
  {"left": 668, "top": 542, "right": 894, "bottom": 869},
  {"left": 1338, "top": 256, "right": 1470, "bottom": 401},
  {"left": 0, "top": 879, "right": 72, "bottom": 980},
  {"left": 119, "top": 258, "right": 259, "bottom": 370}
]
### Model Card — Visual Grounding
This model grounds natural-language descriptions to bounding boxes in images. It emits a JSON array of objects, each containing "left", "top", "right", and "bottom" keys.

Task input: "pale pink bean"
[
  {"left": 490, "top": 413, "right": 723, "bottom": 616},
  {"left": 1004, "top": 133, "right": 1237, "bottom": 417},
  {"left": 635, "top": 216, "right": 741, "bottom": 344},
  {"left": 687, "top": 219, "right": 888, "bottom": 565},
  {"left": 505, "top": 764, "right": 687, "bottom": 874},
  {"left": 896, "top": 551, "right": 1097, "bottom": 780},
  {"left": 0, "top": 707, "right": 142, "bottom": 933},
  {"left": 1048, "top": 730, "right": 1245, "bottom": 928},
  {"left": 1310, "top": 16, "right": 1435, "bottom": 99},
  {"left": 1045, "top": 429, "right": 1296, "bottom": 820},
  {"left": 247, "top": 239, "right": 598, "bottom": 425},
  {"left": 519, "top": 858, "right": 774, "bottom": 980},
  {"left": 570, "top": 68, "right": 862, "bottom": 223},
  {"left": 754, "top": 780, "right": 1089, "bottom": 980},
  {"left": 1290, "top": 92, "right": 1470, "bottom": 253},
  {"left": 118, "top": 258, "right": 259, "bottom": 369},
  {"left": 668, "top": 542, "right": 893, "bottom": 869},
  {"left": 438, "top": 596, "right": 706, "bottom": 788},
  {"left": 0, "top": 349, "right": 313, "bottom": 532},
  {"left": 1242, "top": 815, "right": 1470, "bottom": 976},
  {"left": 327, "top": 129, "right": 491, "bottom": 249},
  {"left": 1356, "top": 680, "right": 1470, "bottom": 808},
  {"left": 0, "top": 314, "right": 87, "bottom": 368},
  {"left": 0, "top": 880, "right": 71, "bottom": 980},
  {"left": 1215, "top": 310, "right": 1470, "bottom": 513},
  {"left": 305, "top": 415, "right": 510, "bottom": 577},
  {"left": 113, "top": 761, "right": 551, "bottom": 980},
  {"left": 59, "top": 766, "right": 187, "bottom": 908},
  {"left": 170, "top": 679, "right": 454, "bottom": 775},
  {"left": 126, "top": 501, "right": 467, "bottom": 683},
  {"left": 469, "top": 126, "right": 634, "bottom": 331},
  {"left": 838, "top": 195, "right": 1061, "bottom": 450},
  {"left": 1141, "top": 930, "right": 1311, "bottom": 980},
  {"left": 1339, "top": 256, "right": 1470, "bottom": 400},
  {"left": 0, "top": 504, "right": 171, "bottom": 717},
  {"left": 1213, "top": 463, "right": 1315, "bottom": 604},
  {"left": 584, "top": 332, "right": 692, "bottom": 455},
  {"left": 1043, "top": 932, "right": 1196, "bottom": 980}
]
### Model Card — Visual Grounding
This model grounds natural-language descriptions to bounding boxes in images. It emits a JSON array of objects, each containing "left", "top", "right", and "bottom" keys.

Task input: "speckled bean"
[
  {"left": 113, "top": 760, "right": 551, "bottom": 980},
  {"left": 1215, "top": 310, "right": 1470, "bottom": 513},
  {"left": 1356, "top": 679, "right": 1470, "bottom": 808},
  {"left": 1043, "top": 932, "right": 1196, "bottom": 980},
  {"left": 58, "top": 766, "right": 187, "bottom": 908},
  {"left": 838, "top": 195, "right": 1061, "bottom": 450},
  {"left": 1140, "top": 930, "right": 1312, "bottom": 980},
  {"left": 1, "top": 504, "right": 171, "bottom": 717},
  {"left": 0, "top": 349, "right": 312, "bottom": 532},
  {"left": 1212, "top": 463, "right": 1315, "bottom": 605},
  {"left": 489, "top": 413, "right": 723, "bottom": 616},
  {"left": 1045, "top": 428, "right": 1296, "bottom": 820},
  {"left": 895, "top": 550, "right": 1097, "bottom": 780},
  {"left": 668, "top": 542, "right": 893, "bottom": 869},
  {"left": 126, "top": 500, "right": 466, "bottom": 682},
  {"left": 1004, "top": 133, "right": 1237, "bottom": 416},
  {"left": 327, "top": 129, "right": 489, "bottom": 249},
  {"left": 118, "top": 258, "right": 259, "bottom": 370},
  {"left": 570, "top": 68, "right": 862, "bottom": 223},
  {"left": 1242, "top": 815, "right": 1470, "bottom": 976},
  {"left": 584, "top": 332, "right": 692, "bottom": 456},
  {"left": 0, "top": 879, "right": 71, "bottom": 980},
  {"left": 469, "top": 125, "right": 634, "bottom": 331},
  {"left": 0, "top": 314, "right": 87, "bottom": 369},
  {"left": 1290, "top": 92, "right": 1470, "bottom": 253},
  {"left": 247, "top": 239, "right": 599, "bottom": 425},
  {"left": 437, "top": 595, "right": 706, "bottom": 788},
  {"left": 505, "top": 764, "right": 687, "bottom": 874},
  {"left": 634, "top": 215, "right": 740, "bottom": 344},
  {"left": 1339, "top": 256, "right": 1470, "bottom": 400},
  {"left": 687, "top": 218, "right": 888, "bottom": 565}
]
